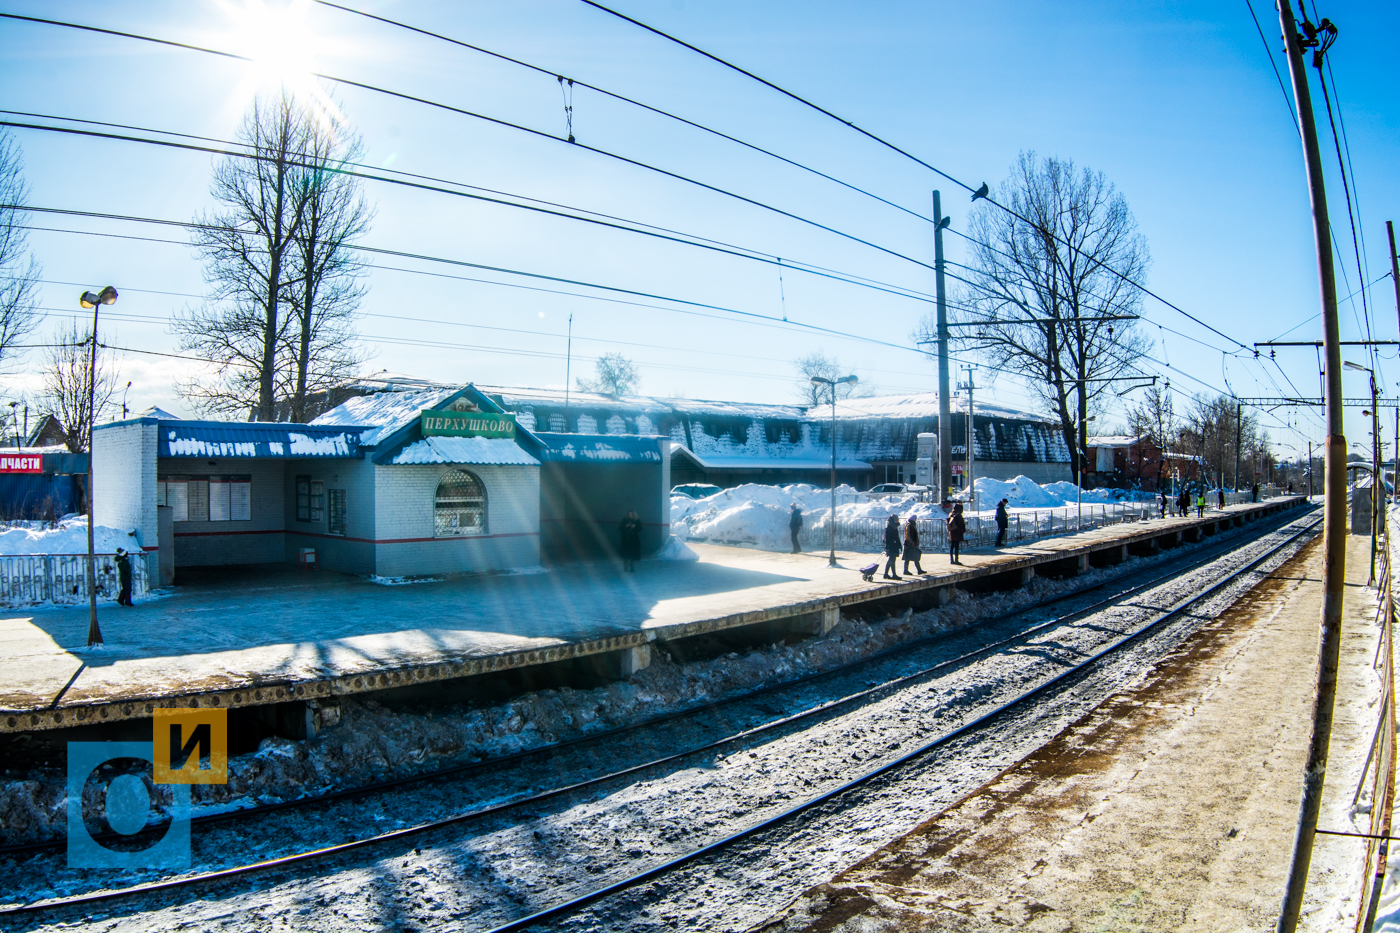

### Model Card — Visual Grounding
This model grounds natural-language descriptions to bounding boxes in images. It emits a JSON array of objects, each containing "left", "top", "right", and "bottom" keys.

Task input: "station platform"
[
  {"left": 0, "top": 496, "right": 1306, "bottom": 734},
  {"left": 754, "top": 521, "right": 1378, "bottom": 932}
]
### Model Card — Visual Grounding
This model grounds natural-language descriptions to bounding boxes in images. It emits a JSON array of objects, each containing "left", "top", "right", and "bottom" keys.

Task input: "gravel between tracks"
[{"left": 0, "top": 509, "right": 1316, "bottom": 932}]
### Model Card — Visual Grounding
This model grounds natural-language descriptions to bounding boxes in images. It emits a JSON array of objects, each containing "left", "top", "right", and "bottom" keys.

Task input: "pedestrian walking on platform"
[
  {"left": 902, "top": 517, "right": 924, "bottom": 575},
  {"left": 948, "top": 503, "right": 966, "bottom": 565},
  {"left": 994, "top": 498, "right": 1009, "bottom": 547},
  {"left": 115, "top": 547, "right": 133, "bottom": 606},
  {"left": 882, "top": 514, "right": 902, "bottom": 579},
  {"left": 1177, "top": 489, "right": 1189, "bottom": 517},
  {"left": 788, "top": 503, "right": 803, "bottom": 554},
  {"left": 1159, "top": 490, "right": 1167, "bottom": 519},
  {"left": 619, "top": 509, "right": 643, "bottom": 572},
  {"left": 1196, "top": 492, "right": 1206, "bottom": 518}
]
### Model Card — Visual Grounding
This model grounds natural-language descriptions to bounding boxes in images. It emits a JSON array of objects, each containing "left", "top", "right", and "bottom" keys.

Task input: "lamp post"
[
  {"left": 1344, "top": 360, "right": 1379, "bottom": 585},
  {"left": 79, "top": 286, "right": 117, "bottom": 648},
  {"left": 811, "top": 374, "right": 859, "bottom": 567}
]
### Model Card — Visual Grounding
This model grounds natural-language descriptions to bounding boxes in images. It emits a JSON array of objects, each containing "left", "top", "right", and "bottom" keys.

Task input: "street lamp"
[
  {"left": 1344, "top": 360, "right": 1380, "bottom": 585},
  {"left": 811, "top": 374, "right": 859, "bottom": 568},
  {"left": 79, "top": 285, "right": 117, "bottom": 647}
]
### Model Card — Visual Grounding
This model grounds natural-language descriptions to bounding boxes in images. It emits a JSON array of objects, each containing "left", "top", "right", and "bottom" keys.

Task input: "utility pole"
[
  {"left": 1275, "top": 2, "right": 1346, "bottom": 930},
  {"left": 1234, "top": 400, "right": 1242, "bottom": 492},
  {"left": 959, "top": 365, "right": 976, "bottom": 510},
  {"left": 1388, "top": 221, "right": 1400, "bottom": 336},
  {"left": 933, "top": 191, "right": 952, "bottom": 501}
]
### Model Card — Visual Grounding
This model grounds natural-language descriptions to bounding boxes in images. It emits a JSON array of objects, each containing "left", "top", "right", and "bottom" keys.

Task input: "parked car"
[
  {"left": 671, "top": 483, "right": 723, "bottom": 500},
  {"left": 867, "top": 483, "right": 908, "bottom": 494}
]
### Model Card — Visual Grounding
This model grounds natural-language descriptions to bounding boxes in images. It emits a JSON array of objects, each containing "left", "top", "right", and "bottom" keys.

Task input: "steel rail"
[
  {"left": 0, "top": 502, "right": 1303, "bottom": 861},
  {"left": 0, "top": 505, "right": 1314, "bottom": 919},
  {"left": 482, "top": 511, "right": 1323, "bottom": 933}
]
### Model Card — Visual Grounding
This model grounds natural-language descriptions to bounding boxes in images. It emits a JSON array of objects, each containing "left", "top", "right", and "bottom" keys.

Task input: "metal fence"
[
  {"left": 0, "top": 553, "right": 152, "bottom": 606},
  {"left": 1354, "top": 517, "right": 1396, "bottom": 931}
]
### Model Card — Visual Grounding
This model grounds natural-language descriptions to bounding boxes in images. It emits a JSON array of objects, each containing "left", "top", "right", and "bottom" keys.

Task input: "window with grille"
[
  {"left": 434, "top": 470, "right": 487, "bottom": 536},
  {"left": 328, "top": 489, "right": 347, "bottom": 536}
]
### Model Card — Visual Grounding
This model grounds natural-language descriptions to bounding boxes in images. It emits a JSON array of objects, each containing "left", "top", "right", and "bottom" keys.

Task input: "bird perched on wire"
[{"left": 971, "top": 182, "right": 989, "bottom": 201}]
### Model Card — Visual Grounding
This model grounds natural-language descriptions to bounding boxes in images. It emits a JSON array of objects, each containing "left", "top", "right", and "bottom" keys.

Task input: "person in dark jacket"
[
  {"left": 882, "top": 514, "right": 902, "bottom": 579},
  {"left": 1159, "top": 490, "right": 1168, "bottom": 519},
  {"left": 619, "top": 510, "right": 643, "bottom": 572},
  {"left": 1251, "top": 483, "right": 1259, "bottom": 503},
  {"left": 1177, "top": 488, "right": 1189, "bottom": 517},
  {"left": 789, "top": 503, "right": 803, "bottom": 554},
  {"left": 1218, "top": 487, "right": 1226, "bottom": 510},
  {"left": 115, "top": 547, "right": 133, "bottom": 606},
  {"left": 994, "top": 498, "right": 1009, "bottom": 547},
  {"left": 947, "top": 503, "right": 966, "bottom": 564},
  {"left": 902, "top": 517, "right": 924, "bottom": 575}
]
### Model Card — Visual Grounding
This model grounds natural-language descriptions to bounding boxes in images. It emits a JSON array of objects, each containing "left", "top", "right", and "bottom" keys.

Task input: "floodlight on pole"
[
  {"left": 79, "top": 285, "right": 116, "bottom": 648},
  {"left": 811, "top": 374, "right": 858, "bottom": 567}
]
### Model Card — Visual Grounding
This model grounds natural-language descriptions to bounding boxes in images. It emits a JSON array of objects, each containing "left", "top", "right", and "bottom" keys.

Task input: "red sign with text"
[{"left": 0, "top": 455, "right": 42, "bottom": 473}]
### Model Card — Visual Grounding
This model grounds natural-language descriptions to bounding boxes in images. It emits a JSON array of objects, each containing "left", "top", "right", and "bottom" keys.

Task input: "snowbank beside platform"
[
  {"left": 0, "top": 517, "right": 138, "bottom": 555},
  {"left": 671, "top": 477, "right": 1159, "bottom": 551}
]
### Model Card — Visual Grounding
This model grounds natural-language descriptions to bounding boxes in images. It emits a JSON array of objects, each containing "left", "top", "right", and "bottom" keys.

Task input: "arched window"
[{"left": 435, "top": 470, "right": 487, "bottom": 536}]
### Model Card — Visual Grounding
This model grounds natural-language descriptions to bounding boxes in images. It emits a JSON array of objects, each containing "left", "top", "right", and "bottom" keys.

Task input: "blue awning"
[{"left": 156, "top": 421, "right": 367, "bottom": 459}]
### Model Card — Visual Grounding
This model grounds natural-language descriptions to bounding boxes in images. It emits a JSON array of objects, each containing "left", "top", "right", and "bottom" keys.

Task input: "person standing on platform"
[
  {"left": 1177, "top": 488, "right": 1189, "bottom": 517},
  {"left": 902, "top": 516, "right": 924, "bottom": 575},
  {"left": 882, "top": 514, "right": 902, "bottom": 579},
  {"left": 114, "top": 547, "right": 133, "bottom": 607},
  {"left": 619, "top": 509, "right": 643, "bottom": 572},
  {"left": 1159, "top": 490, "right": 1167, "bottom": 519},
  {"left": 1251, "top": 482, "right": 1259, "bottom": 503},
  {"left": 788, "top": 503, "right": 803, "bottom": 554},
  {"left": 994, "top": 498, "right": 1009, "bottom": 547},
  {"left": 1218, "top": 487, "right": 1226, "bottom": 510},
  {"left": 948, "top": 503, "right": 967, "bottom": 565},
  {"left": 1197, "top": 491, "right": 1206, "bottom": 518}
]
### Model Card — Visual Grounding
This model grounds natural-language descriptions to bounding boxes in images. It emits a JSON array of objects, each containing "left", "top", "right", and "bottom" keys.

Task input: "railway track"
[{"left": 0, "top": 504, "right": 1318, "bottom": 930}]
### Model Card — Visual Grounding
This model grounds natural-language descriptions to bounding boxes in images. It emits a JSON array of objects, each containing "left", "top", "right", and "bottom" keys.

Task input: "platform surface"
[
  {"left": 754, "top": 527, "right": 1378, "bottom": 932},
  {"left": 0, "top": 499, "right": 1302, "bottom": 729}
]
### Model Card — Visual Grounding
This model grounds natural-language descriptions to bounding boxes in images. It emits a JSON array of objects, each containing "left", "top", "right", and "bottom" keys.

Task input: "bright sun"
[{"left": 218, "top": 0, "right": 340, "bottom": 120}]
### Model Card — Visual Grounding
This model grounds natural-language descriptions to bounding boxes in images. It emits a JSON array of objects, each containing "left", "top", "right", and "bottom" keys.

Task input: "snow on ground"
[
  {"left": 0, "top": 517, "right": 139, "bottom": 555},
  {"left": 670, "top": 477, "right": 1159, "bottom": 552}
]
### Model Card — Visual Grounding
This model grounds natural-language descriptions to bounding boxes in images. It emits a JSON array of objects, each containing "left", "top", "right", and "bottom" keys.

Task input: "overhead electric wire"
[
  {"left": 0, "top": 117, "right": 942, "bottom": 307},
  {"left": 10, "top": 205, "right": 930, "bottom": 354},
  {"left": 312, "top": 0, "right": 930, "bottom": 224},
  {"left": 1245, "top": 0, "right": 1301, "bottom": 133},
  {"left": 575, "top": 0, "right": 1259, "bottom": 359},
  {"left": 0, "top": 13, "right": 942, "bottom": 279}
]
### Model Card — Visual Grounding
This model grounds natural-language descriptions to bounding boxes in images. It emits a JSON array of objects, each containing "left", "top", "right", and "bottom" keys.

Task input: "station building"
[{"left": 93, "top": 384, "right": 670, "bottom": 578}]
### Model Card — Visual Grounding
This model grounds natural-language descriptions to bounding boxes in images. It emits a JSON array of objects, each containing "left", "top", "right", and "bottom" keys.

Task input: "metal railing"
[
  {"left": 0, "top": 553, "right": 151, "bottom": 606},
  {"left": 1356, "top": 514, "right": 1396, "bottom": 931}
]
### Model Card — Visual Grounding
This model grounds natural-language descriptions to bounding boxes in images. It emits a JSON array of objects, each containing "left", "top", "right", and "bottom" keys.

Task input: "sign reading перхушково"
[{"left": 421, "top": 410, "right": 517, "bottom": 439}]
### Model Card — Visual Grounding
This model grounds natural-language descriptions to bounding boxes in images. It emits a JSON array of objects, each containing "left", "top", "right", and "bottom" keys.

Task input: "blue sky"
[{"left": 0, "top": 0, "right": 1396, "bottom": 458}]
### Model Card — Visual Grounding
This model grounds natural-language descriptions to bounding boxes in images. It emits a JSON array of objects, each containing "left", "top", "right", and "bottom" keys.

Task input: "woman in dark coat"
[
  {"left": 619, "top": 509, "right": 643, "bottom": 572},
  {"left": 882, "top": 514, "right": 902, "bottom": 580},
  {"left": 947, "top": 503, "right": 966, "bottom": 565},
  {"left": 902, "top": 516, "right": 924, "bottom": 575}
]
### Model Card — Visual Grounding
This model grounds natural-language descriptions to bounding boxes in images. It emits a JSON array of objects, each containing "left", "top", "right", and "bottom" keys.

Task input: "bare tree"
[
  {"left": 922, "top": 152, "right": 1152, "bottom": 481},
  {"left": 0, "top": 129, "right": 41, "bottom": 367},
  {"left": 282, "top": 118, "right": 374, "bottom": 422},
  {"left": 175, "top": 93, "right": 312, "bottom": 419},
  {"left": 40, "top": 324, "right": 119, "bottom": 453},
  {"left": 1128, "top": 383, "right": 1175, "bottom": 487},
  {"left": 1178, "top": 394, "right": 1260, "bottom": 488},
  {"left": 577, "top": 352, "right": 639, "bottom": 397},
  {"left": 793, "top": 352, "right": 864, "bottom": 407}
]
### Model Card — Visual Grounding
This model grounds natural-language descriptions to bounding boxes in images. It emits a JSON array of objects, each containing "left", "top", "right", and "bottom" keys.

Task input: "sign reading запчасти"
[{"left": 420, "top": 410, "right": 517, "bottom": 439}]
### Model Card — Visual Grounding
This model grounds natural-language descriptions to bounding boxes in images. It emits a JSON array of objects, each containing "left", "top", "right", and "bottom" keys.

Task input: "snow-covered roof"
[
  {"left": 390, "top": 436, "right": 539, "bottom": 466},
  {"left": 661, "top": 398, "right": 806, "bottom": 419},
  {"left": 675, "top": 446, "right": 870, "bottom": 472},
  {"left": 820, "top": 392, "right": 1051, "bottom": 424},
  {"left": 311, "top": 386, "right": 459, "bottom": 446},
  {"left": 532, "top": 434, "right": 664, "bottom": 462},
  {"left": 1087, "top": 435, "right": 1148, "bottom": 448},
  {"left": 155, "top": 422, "right": 361, "bottom": 459},
  {"left": 0, "top": 445, "right": 68, "bottom": 454},
  {"left": 138, "top": 406, "right": 180, "bottom": 420},
  {"left": 478, "top": 385, "right": 671, "bottom": 415}
]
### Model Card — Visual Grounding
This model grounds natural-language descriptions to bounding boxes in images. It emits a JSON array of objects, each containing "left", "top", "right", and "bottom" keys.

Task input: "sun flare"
[{"left": 218, "top": 0, "right": 341, "bottom": 123}]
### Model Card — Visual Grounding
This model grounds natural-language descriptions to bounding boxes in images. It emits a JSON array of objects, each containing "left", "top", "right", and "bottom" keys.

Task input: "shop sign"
[
  {"left": 421, "top": 410, "right": 517, "bottom": 439},
  {"left": 0, "top": 454, "right": 42, "bottom": 473}
]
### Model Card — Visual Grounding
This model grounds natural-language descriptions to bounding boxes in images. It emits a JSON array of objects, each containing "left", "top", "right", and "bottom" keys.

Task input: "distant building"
[{"left": 1084, "top": 435, "right": 1165, "bottom": 490}]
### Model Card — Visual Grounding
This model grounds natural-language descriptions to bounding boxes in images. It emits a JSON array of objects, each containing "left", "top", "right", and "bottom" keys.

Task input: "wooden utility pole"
[
  {"left": 933, "top": 191, "right": 952, "bottom": 500},
  {"left": 1276, "top": 1, "right": 1346, "bottom": 930}
]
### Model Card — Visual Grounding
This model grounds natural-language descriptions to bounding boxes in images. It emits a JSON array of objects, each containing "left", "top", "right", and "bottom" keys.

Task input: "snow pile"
[
  {"left": 0, "top": 517, "right": 138, "bottom": 555},
  {"left": 652, "top": 535, "right": 700, "bottom": 561},
  {"left": 974, "top": 475, "right": 1062, "bottom": 508}
]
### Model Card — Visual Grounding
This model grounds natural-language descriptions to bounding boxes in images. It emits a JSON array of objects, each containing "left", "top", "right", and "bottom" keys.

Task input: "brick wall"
[
  {"left": 372, "top": 462, "right": 540, "bottom": 576},
  {"left": 93, "top": 420, "right": 158, "bottom": 549},
  {"left": 164, "top": 458, "right": 287, "bottom": 566}
]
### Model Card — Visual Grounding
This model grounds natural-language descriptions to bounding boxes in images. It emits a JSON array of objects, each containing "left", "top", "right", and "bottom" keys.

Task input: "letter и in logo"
[{"left": 153, "top": 707, "right": 228, "bottom": 784}]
